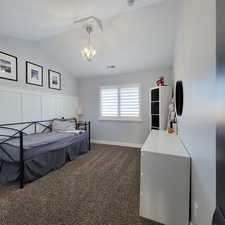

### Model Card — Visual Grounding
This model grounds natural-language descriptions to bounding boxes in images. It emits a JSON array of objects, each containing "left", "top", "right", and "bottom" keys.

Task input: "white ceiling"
[{"left": 0, "top": 0, "right": 178, "bottom": 77}]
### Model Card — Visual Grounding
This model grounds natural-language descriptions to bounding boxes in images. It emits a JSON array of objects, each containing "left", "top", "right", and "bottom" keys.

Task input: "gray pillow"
[{"left": 52, "top": 120, "right": 76, "bottom": 132}]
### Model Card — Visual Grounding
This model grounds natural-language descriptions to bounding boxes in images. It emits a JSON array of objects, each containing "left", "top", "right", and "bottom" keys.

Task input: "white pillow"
[
  {"left": 64, "top": 130, "right": 85, "bottom": 134},
  {"left": 52, "top": 120, "right": 76, "bottom": 132}
]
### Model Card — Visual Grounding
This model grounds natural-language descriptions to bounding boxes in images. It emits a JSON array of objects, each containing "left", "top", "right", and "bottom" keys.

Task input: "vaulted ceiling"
[{"left": 0, "top": 0, "right": 178, "bottom": 77}]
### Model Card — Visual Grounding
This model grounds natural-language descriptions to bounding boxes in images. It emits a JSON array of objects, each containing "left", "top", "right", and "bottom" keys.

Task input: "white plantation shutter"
[
  {"left": 100, "top": 84, "right": 141, "bottom": 120},
  {"left": 100, "top": 88, "right": 118, "bottom": 117},
  {"left": 120, "top": 86, "right": 140, "bottom": 117}
]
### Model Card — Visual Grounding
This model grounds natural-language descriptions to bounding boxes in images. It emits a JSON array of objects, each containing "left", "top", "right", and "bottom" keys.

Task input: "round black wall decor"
[{"left": 175, "top": 80, "right": 183, "bottom": 116}]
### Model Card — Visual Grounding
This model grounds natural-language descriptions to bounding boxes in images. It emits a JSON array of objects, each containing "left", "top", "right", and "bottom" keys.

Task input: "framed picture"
[
  {"left": 26, "top": 61, "right": 43, "bottom": 87},
  {"left": 48, "top": 70, "right": 61, "bottom": 90},
  {"left": 0, "top": 51, "right": 18, "bottom": 81}
]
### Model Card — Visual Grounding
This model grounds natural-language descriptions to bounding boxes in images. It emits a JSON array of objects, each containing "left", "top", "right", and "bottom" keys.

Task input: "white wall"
[
  {"left": 0, "top": 34, "right": 78, "bottom": 124},
  {"left": 0, "top": 34, "right": 77, "bottom": 97},
  {"left": 78, "top": 68, "right": 173, "bottom": 147},
  {"left": 174, "top": 1, "right": 216, "bottom": 225}
]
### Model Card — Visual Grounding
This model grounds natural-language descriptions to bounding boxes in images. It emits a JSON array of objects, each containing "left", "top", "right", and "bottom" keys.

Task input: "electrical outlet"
[{"left": 194, "top": 201, "right": 199, "bottom": 220}]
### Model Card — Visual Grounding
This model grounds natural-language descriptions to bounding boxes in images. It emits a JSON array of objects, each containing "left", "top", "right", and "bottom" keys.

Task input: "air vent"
[
  {"left": 127, "top": 0, "right": 135, "bottom": 6},
  {"left": 107, "top": 65, "right": 116, "bottom": 69}
]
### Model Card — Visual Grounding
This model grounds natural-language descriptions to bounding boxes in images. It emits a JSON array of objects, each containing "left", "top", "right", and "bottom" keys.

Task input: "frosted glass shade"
[{"left": 81, "top": 45, "right": 96, "bottom": 62}]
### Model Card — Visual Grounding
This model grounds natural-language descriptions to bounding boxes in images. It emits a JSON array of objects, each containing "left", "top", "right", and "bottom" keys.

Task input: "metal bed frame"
[{"left": 0, "top": 118, "right": 91, "bottom": 188}]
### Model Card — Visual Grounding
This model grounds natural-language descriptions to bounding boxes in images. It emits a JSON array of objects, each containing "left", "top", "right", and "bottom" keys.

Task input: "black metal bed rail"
[
  {"left": 0, "top": 121, "right": 52, "bottom": 145},
  {"left": 0, "top": 119, "right": 54, "bottom": 188},
  {"left": 19, "top": 131, "right": 24, "bottom": 188},
  {"left": 0, "top": 118, "right": 90, "bottom": 189},
  {"left": 0, "top": 119, "right": 53, "bottom": 127},
  {"left": 77, "top": 121, "right": 91, "bottom": 151}
]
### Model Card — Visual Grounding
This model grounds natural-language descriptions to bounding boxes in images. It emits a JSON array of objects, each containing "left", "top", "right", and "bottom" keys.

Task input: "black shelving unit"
[{"left": 151, "top": 88, "right": 160, "bottom": 130}]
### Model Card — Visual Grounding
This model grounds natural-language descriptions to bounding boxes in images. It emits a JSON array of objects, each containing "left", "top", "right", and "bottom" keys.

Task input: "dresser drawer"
[{"left": 139, "top": 149, "right": 190, "bottom": 225}]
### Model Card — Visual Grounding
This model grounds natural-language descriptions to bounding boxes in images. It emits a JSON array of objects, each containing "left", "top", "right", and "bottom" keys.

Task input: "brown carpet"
[{"left": 0, "top": 144, "right": 162, "bottom": 225}]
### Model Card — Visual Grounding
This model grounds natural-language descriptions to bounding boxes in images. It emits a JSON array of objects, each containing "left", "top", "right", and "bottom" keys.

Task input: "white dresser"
[{"left": 140, "top": 130, "right": 190, "bottom": 225}]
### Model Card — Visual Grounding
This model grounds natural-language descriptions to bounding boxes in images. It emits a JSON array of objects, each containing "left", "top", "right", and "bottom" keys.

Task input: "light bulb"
[{"left": 81, "top": 45, "right": 96, "bottom": 62}]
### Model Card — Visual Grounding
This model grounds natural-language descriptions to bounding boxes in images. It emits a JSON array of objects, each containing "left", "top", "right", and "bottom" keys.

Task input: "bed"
[{"left": 0, "top": 118, "right": 90, "bottom": 188}]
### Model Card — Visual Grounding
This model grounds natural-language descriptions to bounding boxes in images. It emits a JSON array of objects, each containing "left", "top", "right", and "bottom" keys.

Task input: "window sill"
[{"left": 98, "top": 117, "right": 143, "bottom": 122}]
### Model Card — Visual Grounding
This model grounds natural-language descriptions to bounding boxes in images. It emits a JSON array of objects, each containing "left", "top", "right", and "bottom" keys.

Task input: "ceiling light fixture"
[
  {"left": 74, "top": 16, "right": 103, "bottom": 32},
  {"left": 81, "top": 25, "right": 96, "bottom": 62}
]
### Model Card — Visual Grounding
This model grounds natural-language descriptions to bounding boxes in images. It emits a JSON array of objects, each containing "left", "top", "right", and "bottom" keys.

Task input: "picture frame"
[
  {"left": 0, "top": 51, "right": 18, "bottom": 81},
  {"left": 26, "top": 61, "right": 43, "bottom": 87},
  {"left": 48, "top": 70, "right": 61, "bottom": 90}
]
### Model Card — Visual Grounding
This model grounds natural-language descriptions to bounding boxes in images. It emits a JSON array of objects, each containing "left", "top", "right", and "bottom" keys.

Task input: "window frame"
[{"left": 99, "top": 83, "right": 142, "bottom": 122}]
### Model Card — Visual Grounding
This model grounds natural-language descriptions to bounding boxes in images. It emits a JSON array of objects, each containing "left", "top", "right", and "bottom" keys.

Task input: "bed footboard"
[
  {"left": 77, "top": 121, "right": 91, "bottom": 151},
  {"left": 19, "top": 132, "right": 24, "bottom": 188}
]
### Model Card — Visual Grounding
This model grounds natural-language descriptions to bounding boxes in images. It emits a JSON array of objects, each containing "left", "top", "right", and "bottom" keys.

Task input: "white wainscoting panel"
[
  {"left": 62, "top": 96, "right": 78, "bottom": 118},
  {"left": 0, "top": 86, "right": 79, "bottom": 125},
  {"left": 0, "top": 90, "right": 22, "bottom": 124},
  {"left": 22, "top": 93, "right": 42, "bottom": 122},
  {"left": 42, "top": 95, "right": 58, "bottom": 120},
  {"left": 56, "top": 96, "right": 64, "bottom": 118}
]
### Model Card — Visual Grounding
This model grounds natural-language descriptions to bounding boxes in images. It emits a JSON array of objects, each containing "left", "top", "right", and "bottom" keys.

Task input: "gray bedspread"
[{"left": 0, "top": 131, "right": 89, "bottom": 184}]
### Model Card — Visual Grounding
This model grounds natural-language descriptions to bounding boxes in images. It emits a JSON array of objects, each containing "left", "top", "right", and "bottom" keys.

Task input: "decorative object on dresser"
[
  {"left": 150, "top": 86, "right": 172, "bottom": 130},
  {"left": 154, "top": 76, "right": 165, "bottom": 86},
  {"left": 167, "top": 98, "right": 177, "bottom": 134},
  {"left": 26, "top": 61, "right": 43, "bottom": 86},
  {"left": 48, "top": 70, "right": 61, "bottom": 90},
  {"left": 0, "top": 51, "right": 18, "bottom": 81},
  {"left": 140, "top": 130, "right": 190, "bottom": 225}
]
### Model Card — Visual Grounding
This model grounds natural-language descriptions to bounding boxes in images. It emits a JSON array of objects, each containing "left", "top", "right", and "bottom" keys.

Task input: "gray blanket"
[{"left": 0, "top": 131, "right": 89, "bottom": 184}]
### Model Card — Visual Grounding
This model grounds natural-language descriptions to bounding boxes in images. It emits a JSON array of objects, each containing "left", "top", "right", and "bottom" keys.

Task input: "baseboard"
[{"left": 91, "top": 139, "right": 143, "bottom": 148}]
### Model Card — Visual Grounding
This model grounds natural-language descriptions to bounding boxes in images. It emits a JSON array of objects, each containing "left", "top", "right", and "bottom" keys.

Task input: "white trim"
[
  {"left": 0, "top": 85, "right": 78, "bottom": 100},
  {"left": 98, "top": 117, "right": 142, "bottom": 122},
  {"left": 100, "top": 83, "right": 141, "bottom": 89},
  {"left": 91, "top": 139, "right": 143, "bottom": 148}
]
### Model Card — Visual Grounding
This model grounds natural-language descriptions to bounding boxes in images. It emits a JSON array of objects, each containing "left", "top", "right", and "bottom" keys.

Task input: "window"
[
  {"left": 100, "top": 88, "right": 118, "bottom": 117},
  {"left": 100, "top": 84, "right": 141, "bottom": 121}
]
